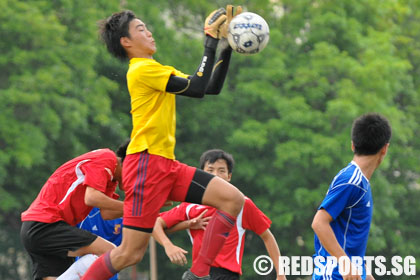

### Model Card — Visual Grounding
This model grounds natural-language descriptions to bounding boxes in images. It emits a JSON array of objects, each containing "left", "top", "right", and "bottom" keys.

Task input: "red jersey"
[
  {"left": 21, "top": 149, "right": 119, "bottom": 226},
  {"left": 160, "top": 197, "right": 271, "bottom": 274}
]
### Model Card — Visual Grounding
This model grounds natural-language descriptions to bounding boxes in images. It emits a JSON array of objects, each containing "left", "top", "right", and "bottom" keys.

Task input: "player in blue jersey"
[
  {"left": 78, "top": 208, "right": 123, "bottom": 280},
  {"left": 55, "top": 209, "right": 123, "bottom": 280},
  {"left": 78, "top": 208, "right": 123, "bottom": 250},
  {"left": 311, "top": 113, "right": 391, "bottom": 280}
]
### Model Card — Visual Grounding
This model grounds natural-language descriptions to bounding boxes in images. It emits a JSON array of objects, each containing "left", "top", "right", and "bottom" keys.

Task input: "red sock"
[
  {"left": 81, "top": 251, "right": 118, "bottom": 280},
  {"left": 190, "top": 210, "right": 236, "bottom": 277}
]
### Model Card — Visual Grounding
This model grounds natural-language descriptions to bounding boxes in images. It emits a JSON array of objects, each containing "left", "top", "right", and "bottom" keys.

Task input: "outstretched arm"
[
  {"left": 205, "top": 5, "right": 242, "bottom": 94},
  {"left": 152, "top": 217, "right": 189, "bottom": 266},
  {"left": 259, "top": 229, "right": 287, "bottom": 280},
  {"left": 205, "top": 41, "right": 232, "bottom": 95},
  {"left": 165, "top": 9, "right": 227, "bottom": 98},
  {"left": 166, "top": 36, "right": 219, "bottom": 98},
  {"left": 166, "top": 209, "right": 210, "bottom": 234}
]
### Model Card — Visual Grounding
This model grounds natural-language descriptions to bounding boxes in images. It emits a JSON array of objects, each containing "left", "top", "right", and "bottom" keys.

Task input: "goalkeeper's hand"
[
  {"left": 220, "top": 5, "right": 243, "bottom": 38},
  {"left": 204, "top": 8, "right": 227, "bottom": 39}
]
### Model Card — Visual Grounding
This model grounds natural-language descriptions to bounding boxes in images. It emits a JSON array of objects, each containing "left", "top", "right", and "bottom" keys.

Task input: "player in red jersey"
[
  {"left": 20, "top": 142, "right": 127, "bottom": 280},
  {"left": 81, "top": 6, "right": 245, "bottom": 280},
  {"left": 153, "top": 149, "right": 287, "bottom": 280}
]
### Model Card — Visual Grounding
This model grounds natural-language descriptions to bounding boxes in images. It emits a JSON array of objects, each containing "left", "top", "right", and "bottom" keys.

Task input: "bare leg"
[
  {"left": 201, "top": 176, "right": 244, "bottom": 216},
  {"left": 68, "top": 236, "right": 115, "bottom": 257},
  {"left": 80, "top": 227, "right": 151, "bottom": 279},
  {"left": 109, "top": 227, "right": 150, "bottom": 270}
]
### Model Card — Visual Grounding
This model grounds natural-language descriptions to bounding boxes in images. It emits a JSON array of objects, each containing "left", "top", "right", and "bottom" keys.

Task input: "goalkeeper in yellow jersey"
[{"left": 82, "top": 6, "right": 245, "bottom": 280}]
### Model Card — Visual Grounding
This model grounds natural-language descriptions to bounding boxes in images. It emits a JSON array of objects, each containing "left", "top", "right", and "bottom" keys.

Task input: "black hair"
[
  {"left": 351, "top": 113, "right": 392, "bottom": 155},
  {"left": 199, "top": 149, "right": 235, "bottom": 174},
  {"left": 116, "top": 138, "right": 130, "bottom": 163},
  {"left": 99, "top": 10, "right": 136, "bottom": 61}
]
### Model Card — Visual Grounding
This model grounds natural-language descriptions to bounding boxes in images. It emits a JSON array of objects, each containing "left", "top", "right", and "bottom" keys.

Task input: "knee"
[
  {"left": 230, "top": 190, "right": 245, "bottom": 215},
  {"left": 220, "top": 188, "right": 244, "bottom": 216},
  {"left": 127, "top": 250, "right": 145, "bottom": 265},
  {"left": 120, "top": 252, "right": 144, "bottom": 266}
]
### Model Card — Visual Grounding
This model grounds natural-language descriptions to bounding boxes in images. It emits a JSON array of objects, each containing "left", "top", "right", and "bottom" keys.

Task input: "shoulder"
[
  {"left": 88, "top": 149, "right": 117, "bottom": 165},
  {"left": 331, "top": 163, "right": 367, "bottom": 191},
  {"left": 128, "top": 58, "right": 173, "bottom": 73}
]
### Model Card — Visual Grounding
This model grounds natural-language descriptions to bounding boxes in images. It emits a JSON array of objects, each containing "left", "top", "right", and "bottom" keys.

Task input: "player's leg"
[
  {"left": 191, "top": 173, "right": 244, "bottom": 278},
  {"left": 201, "top": 175, "right": 244, "bottom": 215},
  {"left": 20, "top": 221, "right": 100, "bottom": 279},
  {"left": 170, "top": 168, "right": 244, "bottom": 279},
  {"left": 81, "top": 152, "right": 175, "bottom": 280},
  {"left": 55, "top": 237, "right": 116, "bottom": 280},
  {"left": 56, "top": 254, "right": 98, "bottom": 280},
  {"left": 80, "top": 228, "right": 151, "bottom": 279},
  {"left": 68, "top": 237, "right": 116, "bottom": 257}
]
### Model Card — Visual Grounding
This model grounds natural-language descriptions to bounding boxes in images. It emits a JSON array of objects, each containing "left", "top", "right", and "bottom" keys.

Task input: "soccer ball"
[{"left": 227, "top": 12, "right": 270, "bottom": 55}]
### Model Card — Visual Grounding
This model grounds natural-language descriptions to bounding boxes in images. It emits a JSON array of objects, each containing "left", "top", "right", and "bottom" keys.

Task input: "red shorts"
[{"left": 122, "top": 151, "right": 196, "bottom": 230}]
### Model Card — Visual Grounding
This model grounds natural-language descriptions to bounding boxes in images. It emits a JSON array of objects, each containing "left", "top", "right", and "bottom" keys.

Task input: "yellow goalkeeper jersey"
[{"left": 126, "top": 58, "right": 189, "bottom": 160}]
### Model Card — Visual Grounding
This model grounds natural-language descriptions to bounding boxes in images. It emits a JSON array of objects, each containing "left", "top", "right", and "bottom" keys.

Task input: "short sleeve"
[
  {"left": 135, "top": 60, "right": 189, "bottom": 92},
  {"left": 81, "top": 151, "right": 117, "bottom": 193},
  {"left": 160, "top": 203, "right": 189, "bottom": 229},
  {"left": 319, "top": 184, "right": 364, "bottom": 220},
  {"left": 242, "top": 198, "right": 272, "bottom": 235}
]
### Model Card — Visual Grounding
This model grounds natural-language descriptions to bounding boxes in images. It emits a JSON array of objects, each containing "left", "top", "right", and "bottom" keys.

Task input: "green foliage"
[{"left": 0, "top": 0, "right": 419, "bottom": 279}]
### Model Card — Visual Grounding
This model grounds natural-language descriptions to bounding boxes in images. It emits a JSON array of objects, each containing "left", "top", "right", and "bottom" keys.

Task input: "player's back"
[
  {"left": 21, "top": 149, "right": 118, "bottom": 226},
  {"left": 313, "top": 161, "right": 373, "bottom": 280}
]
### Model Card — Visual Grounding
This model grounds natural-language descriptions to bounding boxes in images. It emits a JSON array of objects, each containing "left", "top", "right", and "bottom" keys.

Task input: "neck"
[
  {"left": 352, "top": 154, "right": 382, "bottom": 180},
  {"left": 128, "top": 51, "right": 153, "bottom": 59}
]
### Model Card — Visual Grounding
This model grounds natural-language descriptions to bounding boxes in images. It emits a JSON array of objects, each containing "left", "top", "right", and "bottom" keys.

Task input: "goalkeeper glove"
[
  {"left": 220, "top": 5, "right": 243, "bottom": 38},
  {"left": 204, "top": 8, "right": 227, "bottom": 39}
]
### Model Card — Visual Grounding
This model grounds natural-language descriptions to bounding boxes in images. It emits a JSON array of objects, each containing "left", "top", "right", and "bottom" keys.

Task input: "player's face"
[
  {"left": 123, "top": 18, "right": 156, "bottom": 58},
  {"left": 203, "top": 159, "right": 232, "bottom": 182}
]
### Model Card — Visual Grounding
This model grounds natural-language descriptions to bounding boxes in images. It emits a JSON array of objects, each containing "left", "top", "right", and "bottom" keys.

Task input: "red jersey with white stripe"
[
  {"left": 21, "top": 149, "right": 119, "bottom": 226},
  {"left": 160, "top": 197, "right": 271, "bottom": 274}
]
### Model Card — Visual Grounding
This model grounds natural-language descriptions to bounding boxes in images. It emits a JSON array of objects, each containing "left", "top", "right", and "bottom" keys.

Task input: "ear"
[
  {"left": 227, "top": 173, "right": 232, "bottom": 182},
  {"left": 120, "top": 36, "right": 131, "bottom": 48},
  {"left": 351, "top": 141, "right": 355, "bottom": 152},
  {"left": 380, "top": 143, "right": 389, "bottom": 156}
]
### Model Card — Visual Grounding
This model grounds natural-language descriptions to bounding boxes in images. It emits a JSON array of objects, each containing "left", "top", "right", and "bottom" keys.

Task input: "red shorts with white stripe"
[{"left": 122, "top": 151, "right": 196, "bottom": 231}]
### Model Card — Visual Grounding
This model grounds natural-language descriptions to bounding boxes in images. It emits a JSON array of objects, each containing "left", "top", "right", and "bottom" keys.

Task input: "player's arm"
[
  {"left": 311, "top": 209, "right": 361, "bottom": 280},
  {"left": 100, "top": 209, "right": 122, "bottom": 220},
  {"left": 204, "top": 41, "right": 232, "bottom": 95},
  {"left": 152, "top": 217, "right": 188, "bottom": 266},
  {"left": 259, "top": 229, "right": 287, "bottom": 280},
  {"left": 205, "top": 5, "right": 242, "bottom": 95},
  {"left": 165, "top": 9, "right": 226, "bottom": 98},
  {"left": 166, "top": 209, "right": 210, "bottom": 234},
  {"left": 84, "top": 187, "right": 123, "bottom": 219},
  {"left": 165, "top": 36, "right": 219, "bottom": 98}
]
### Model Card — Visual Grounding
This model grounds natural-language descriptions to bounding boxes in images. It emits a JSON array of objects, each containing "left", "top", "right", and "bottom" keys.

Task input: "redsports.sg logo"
[{"left": 253, "top": 255, "right": 417, "bottom": 277}]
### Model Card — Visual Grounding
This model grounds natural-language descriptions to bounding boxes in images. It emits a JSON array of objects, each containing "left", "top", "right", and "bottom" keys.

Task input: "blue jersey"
[
  {"left": 313, "top": 161, "right": 373, "bottom": 280},
  {"left": 79, "top": 208, "right": 122, "bottom": 246},
  {"left": 78, "top": 208, "right": 122, "bottom": 280}
]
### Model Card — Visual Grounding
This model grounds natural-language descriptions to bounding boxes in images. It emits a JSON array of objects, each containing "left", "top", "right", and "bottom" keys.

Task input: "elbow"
[
  {"left": 84, "top": 192, "right": 98, "bottom": 207},
  {"left": 84, "top": 196, "right": 95, "bottom": 207},
  {"left": 311, "top": 218, "right": 322, "bottom": 234}
]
